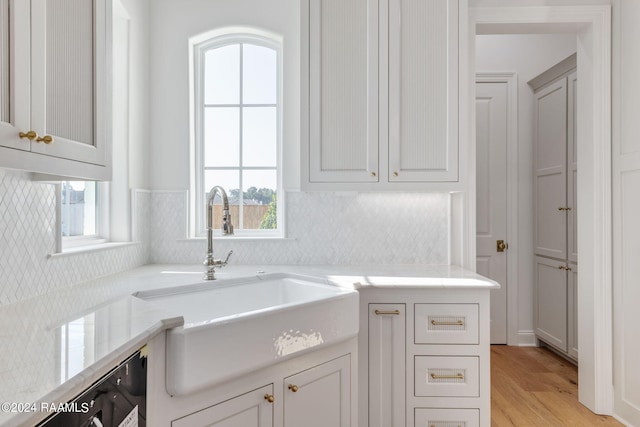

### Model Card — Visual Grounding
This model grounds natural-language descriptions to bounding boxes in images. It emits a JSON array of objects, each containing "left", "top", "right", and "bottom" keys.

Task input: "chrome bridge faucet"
[{"left": 203, "top": 185, "right": 234, "bottom": 280}]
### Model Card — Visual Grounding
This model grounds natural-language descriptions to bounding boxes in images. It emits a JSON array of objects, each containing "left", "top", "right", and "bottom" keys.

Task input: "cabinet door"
[
  {"left": 30, "top": 0, "right": 110, "bottom": 166},
  {"left": 368, "top": 304, "right": 405, "bottom": 427},
  {"left": 307, "top": 0, "right": 379, "bottom": 183},
  {"left": 172, "top": 384, "right": 274, "bottom": 427},
  {"left": 567, "top": 71, "right": 578, "bottom": 263},
  {"left": 284, "top": 354, "right": 350, "bottom": 427},
  {"left": 534, "top": 79, "right": 568, "bottom": 259},
  {"left": 0, "top": 0, "right": 30, "bottom": 151},
  {"left": 388, "top": 0, "right": 459, "bottom": 182},
  {"left": 534, "top": 256, "right": 568, "bottom": 352},
  {"left": 568, "top": 262, "right": 578, "bottom": 360}
]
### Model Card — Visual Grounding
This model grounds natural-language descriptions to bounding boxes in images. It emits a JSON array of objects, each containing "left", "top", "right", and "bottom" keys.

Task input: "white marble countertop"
[{"left": 0, "top": 263, "right": 497, "bottom": 426}]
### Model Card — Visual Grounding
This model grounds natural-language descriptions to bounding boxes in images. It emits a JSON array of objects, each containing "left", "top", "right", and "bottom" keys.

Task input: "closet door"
[
  {"left": 567, "top": 71, "right": 578, "bottom": 263},
  {"left": 534, "top": 79, "right": 568, "bottom": 259},
  {"left": 534, "top": 256, "right": 568, "bottom": 352}
]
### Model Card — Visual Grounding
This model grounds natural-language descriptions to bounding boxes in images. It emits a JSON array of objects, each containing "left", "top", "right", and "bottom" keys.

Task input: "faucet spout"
[{"left": 203, "top": 186, "right": 234, "bottom": 280}]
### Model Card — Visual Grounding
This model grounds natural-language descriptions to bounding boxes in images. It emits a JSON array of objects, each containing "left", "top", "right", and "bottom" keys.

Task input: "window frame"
[
  {"left": 190, "top": 29, "right": 284, "bottom": 238},
  {"left": 57, "top": 181, "right": 109, "bottom": 251}
]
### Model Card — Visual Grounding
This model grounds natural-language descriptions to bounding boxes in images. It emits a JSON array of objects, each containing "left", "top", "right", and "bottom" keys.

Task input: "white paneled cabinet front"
[
  {"left": 368, "top": 304, "right": 406, "bottom": 427},
  {"left": 533, "top": 256, "right": 568, "bottom": 353},
  {"left": 0, "top": 0, "right": 111, "bottom": 180},
  {"left": 360, "top": 289, "right": 491, "bottom": 427},
  {"left": 284, "top": 355, "right": 351, "bottom": 427},
  {"left": 304, "top": 0, "right": 460, "bottom": 189},
  {"left": 172, "top": 385, "right": 274, "bottom": 427},
  {"left": 387, "top": 0, "right": 458, "bottom": 182},
  {"left": 307, "top": 0, "right": 379, "bottom": 183}
]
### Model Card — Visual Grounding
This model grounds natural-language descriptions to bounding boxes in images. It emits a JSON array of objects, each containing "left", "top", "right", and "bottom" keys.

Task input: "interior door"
[{"left": 476, "top": 80, "right": 508, "bottom": 344}]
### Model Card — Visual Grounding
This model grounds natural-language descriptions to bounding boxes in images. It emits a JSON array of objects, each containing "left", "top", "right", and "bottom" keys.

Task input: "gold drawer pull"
[
  {"left": 264, "top": 394, "right": 274, "bottom": 403},
  {"left": 374, "top": 309, "right": 400, "bottom": 315},
  {"left": 431, "top": 320, "right": 464, "bottom": 326},
  {"left": 431, "top": 425, "right": 462, "bottom": 427},
  {"left": 430, "top": 373, "right": 464, "bottom": 380}
]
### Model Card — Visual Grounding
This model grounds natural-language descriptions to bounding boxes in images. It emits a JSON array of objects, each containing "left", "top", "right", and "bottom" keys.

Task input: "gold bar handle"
[
  {"left": 374, "top": 309, "right": 400, "bottom": 315},
  {"left": 430, "top": 373, "right": 464, "bottom": 380},
  {"left": 431, "top": 320, "right": 464, "bottom": 326}
]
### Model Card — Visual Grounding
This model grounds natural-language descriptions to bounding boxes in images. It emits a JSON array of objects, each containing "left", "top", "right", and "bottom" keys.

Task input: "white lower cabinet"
[
  {"left": 173, "top": 355, "right": 351, "bottom": 427},
  {"left": 361, "top": 290, "right": 491, "bottom": 427},
  {"left": 414, "top": 408, "right": 480, "bottom": 427},
  {"left": 172, "top": 385, "right": 274, "bottom": 427},
  {"left": 368, "top": 304, "right": 406, "bottom": 427},
  {"left": 284, "top": 355, "right": 351, "bottom": 427}
]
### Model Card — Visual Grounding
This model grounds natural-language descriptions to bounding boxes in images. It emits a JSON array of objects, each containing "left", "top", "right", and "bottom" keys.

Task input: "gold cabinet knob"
[
  {"left": 19, "top": 130, "right": 38, "bottom": 141},
  {"left": 370, "top": 172, "right": 376, "bottom": 177},
  {"left": 264, "top": 394, "right": 275, "bottom": 403},
  {"left": 288, "top": 384, "right": 299, "bottom": 393},
  {"left": 36, "top": 135, "right": 54, "bottom": 144},
  {"left": 393, "top": 171, "right": 398, "bottom": 177}
]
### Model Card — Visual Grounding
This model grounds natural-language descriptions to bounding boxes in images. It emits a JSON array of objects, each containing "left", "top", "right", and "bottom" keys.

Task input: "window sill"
[
  {"left": 48, "top": 242, "right": 141, "bottom": 258},
  {"left": 178, "top": 236, "right": 295, "bottom": 242}
]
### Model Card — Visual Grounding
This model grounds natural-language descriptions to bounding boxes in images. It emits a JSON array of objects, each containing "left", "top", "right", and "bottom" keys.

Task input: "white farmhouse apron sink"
[{"left": 136, "top": 273, "right": 359, "bottom": 395}]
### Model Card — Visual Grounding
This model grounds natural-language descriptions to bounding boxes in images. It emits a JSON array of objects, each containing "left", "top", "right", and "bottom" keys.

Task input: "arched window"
[{"left": 191, "top": 29, "right": 282, "bottom": 236}]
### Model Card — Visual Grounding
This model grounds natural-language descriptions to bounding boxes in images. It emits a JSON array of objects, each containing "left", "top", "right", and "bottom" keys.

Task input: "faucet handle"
[{"left": 221, "top": 250, "right": 233, "bottom": 266}]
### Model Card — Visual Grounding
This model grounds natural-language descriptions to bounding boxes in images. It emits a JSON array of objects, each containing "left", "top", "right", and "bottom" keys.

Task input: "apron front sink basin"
[{"left": 136, "top": 273, "right": 358, "bottom": 395}]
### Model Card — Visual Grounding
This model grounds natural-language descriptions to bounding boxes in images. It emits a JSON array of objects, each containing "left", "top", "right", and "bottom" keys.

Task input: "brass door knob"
[
  {"left": 264, "top": 394, "right": 275, "bottom": 403},
  {"left": 36, "top": 135, "right": 54, "bottom": 144},
  {"left": 288, "top": 384, "right": 299, "bottom": 393},
  {"left": 19, "top": 130, "right": 38, "bottom": 141}
]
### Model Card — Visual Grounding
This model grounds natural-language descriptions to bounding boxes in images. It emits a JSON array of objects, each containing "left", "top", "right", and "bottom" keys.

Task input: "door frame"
[
  {"left": 467, "top": 5, "right": 613, "bottom": 415},
  {"left": 476, "top": 73, "right": 518, "bottom": 346}
]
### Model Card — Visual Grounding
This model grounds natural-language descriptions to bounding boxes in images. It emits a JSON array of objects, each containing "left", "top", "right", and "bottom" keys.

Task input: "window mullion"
[{"left": 239, "top": 43, "right": 244, "bottom": 230}]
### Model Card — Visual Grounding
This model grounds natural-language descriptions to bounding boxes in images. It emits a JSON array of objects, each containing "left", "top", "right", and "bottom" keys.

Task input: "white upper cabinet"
[
  {"left": 0, "top": 0, "right": 111, "bottom": 180},
  {"left": 307, "top": 0, "right": 379, "bottom": 184},
  {"left": 0, "top": 0, "right": 30, "bottom": 151},
  {"left": 387, "top": 0, "right": 458, "bottom": 182},
  {"left": 303, "top": 0, "right": 460, "bottom": 190}
]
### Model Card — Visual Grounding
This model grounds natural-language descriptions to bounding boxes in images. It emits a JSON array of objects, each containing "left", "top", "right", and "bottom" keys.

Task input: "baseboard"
[
  {"left": 517, "top": 331, "right": 538, "bottom": 347},
  {"left": 613, "top": 414, "right": 632, "bottom": 426}
]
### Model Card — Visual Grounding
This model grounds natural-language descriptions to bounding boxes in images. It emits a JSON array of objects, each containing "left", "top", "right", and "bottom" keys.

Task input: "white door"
[{"left": 476, "top": 80, "right": 508, "bottom": 344}]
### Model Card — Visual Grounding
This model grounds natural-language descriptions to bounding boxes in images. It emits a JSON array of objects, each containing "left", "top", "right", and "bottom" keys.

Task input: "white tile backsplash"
[
  {"left": 0, "top": 169, "right": 150, "bottom": 307},
  {"left": 150, "top": 190, "right": 450, "bottom": 265},
  {"left": 0, "top": 166, "right": 451, "bottom": 306}
]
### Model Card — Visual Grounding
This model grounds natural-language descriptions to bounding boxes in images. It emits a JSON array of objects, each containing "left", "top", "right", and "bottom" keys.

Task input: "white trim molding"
[{"left": 470, "top": 5, "right": 613, "bottom": 415}]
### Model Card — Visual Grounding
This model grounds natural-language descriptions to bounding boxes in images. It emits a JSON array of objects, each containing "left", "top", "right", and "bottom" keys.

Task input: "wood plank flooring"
[{"left": 491, "top": 345, "right": 623, "bottom": 426}]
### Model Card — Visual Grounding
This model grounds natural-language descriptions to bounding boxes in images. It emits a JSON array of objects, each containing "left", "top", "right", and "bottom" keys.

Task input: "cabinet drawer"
[
  {"left": 415, "top": 408, "right": 479, "bottom": 427},
  {"left": 414, "top": 304, "right": 478, "bottom": 344},
  {"left": 414, "top": 356, "right": 479, "bottom": 397}
]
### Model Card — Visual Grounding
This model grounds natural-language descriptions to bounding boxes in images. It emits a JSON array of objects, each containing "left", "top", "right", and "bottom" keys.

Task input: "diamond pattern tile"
[
  {"left": 149, "top": 190, "right": 450, "bottom": 265},
  {"left": 0, "top": 169, "right": 150, "bottom": 307}
]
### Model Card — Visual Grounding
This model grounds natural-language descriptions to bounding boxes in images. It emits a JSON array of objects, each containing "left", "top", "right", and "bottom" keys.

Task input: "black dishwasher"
[{"left": 38, "top": 349, "right": 147, "bottom": 427}]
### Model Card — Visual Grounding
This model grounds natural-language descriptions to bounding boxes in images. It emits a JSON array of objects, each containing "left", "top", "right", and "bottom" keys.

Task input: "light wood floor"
[{"left": 491, "top": 345, "right": 623, "bottom": 426}]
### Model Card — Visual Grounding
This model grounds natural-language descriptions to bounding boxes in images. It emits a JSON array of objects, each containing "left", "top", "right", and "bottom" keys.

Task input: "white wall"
[
  {"left": 148, "top": 0, "right": 300, "bottom": 190},
  {"left": 475, "top": 34, "right": 577, "bottom": 344}
]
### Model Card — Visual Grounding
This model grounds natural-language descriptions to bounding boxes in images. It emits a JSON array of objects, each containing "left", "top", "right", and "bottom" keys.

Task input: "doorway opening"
[{"left": 470, "top": 5, "right": 613, "bottom": 415}]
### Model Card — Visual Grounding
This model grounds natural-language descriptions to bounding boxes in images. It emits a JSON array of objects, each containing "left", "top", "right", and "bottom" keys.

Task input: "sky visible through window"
[{"left": 201, "top": 41, "right": 279, "bottom": 230}]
